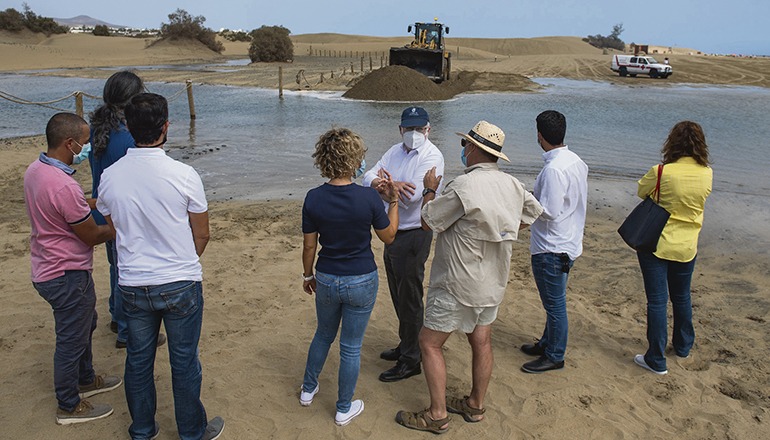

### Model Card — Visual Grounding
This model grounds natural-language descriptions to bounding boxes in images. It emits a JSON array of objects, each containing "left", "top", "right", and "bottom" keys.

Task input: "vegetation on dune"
[
  {"left": 92, "top": 24, "right": 110, "bottom": 36},
  {"left": 0, "top": 3, "right": 68, "bottom": 36},
  {"left": 584, "top": 23, "right": 625, "bottom": 51},
  {"left": 159, "top": 8, "right": 224, "bottom": 53},
  {"left": 249, "top": 25, "right": 293, "bottom": 62},
  {"left": 219, "top": 29, "right": 251, "bottom": 42}
]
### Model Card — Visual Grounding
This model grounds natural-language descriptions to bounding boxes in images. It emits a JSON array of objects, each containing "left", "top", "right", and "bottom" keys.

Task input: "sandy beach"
[{"left": 1, "top": 31, "right": 769, "bottom": 439}]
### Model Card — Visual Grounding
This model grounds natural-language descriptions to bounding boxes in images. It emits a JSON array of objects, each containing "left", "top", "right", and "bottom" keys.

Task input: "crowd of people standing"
[{"left": 22, "top": 70, "right": 712, "bottom": 437}]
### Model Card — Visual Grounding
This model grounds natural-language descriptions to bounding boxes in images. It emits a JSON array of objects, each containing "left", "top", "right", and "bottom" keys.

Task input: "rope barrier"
[{"left": 0, "top": 83, "right": 194, "bottom": 117}]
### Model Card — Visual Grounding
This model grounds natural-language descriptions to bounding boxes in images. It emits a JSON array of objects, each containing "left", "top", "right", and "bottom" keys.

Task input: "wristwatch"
[
  {"left": 302, "top": 274, "right": 314, "bottom": 282},
  {"left": 422, "top": 187, "right": 436, "bottom": 197}
]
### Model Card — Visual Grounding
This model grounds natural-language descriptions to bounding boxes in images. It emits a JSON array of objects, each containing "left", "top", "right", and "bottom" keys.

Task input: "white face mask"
[{"left": 403, "top": 130, "right": 426, "bottom": 150}]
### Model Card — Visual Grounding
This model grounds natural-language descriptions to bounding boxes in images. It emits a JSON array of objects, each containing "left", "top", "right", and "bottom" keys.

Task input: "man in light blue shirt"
[{"left": 521, "top": 110, "right": 588, "bottom": 374}]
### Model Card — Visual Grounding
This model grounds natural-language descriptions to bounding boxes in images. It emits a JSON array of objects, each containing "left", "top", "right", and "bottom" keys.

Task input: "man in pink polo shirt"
[{"left": 24, "top": 112, "right": 122, "bottom": 425}]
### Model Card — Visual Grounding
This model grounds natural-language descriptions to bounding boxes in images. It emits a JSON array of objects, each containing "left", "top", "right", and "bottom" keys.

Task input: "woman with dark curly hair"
[
  {"left": 88, "top": 71, "right": 147, "bottom": 348},
  {"left": 633, "top": 121, "right": 713, "bottom": 375},
  {"left": 299, "top": 127, "right": 399, "bottom": 426}
]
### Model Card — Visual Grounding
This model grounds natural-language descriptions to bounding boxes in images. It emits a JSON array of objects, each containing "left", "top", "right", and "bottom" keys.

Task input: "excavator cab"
[{"left": 390, "top": 19, "right": 451, "bottom": 82}]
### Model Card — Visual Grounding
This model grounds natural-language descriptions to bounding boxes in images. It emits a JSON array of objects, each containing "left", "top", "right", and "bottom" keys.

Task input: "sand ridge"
[{"left": 2, "top": 32, "right": 770, "bottom": 91}]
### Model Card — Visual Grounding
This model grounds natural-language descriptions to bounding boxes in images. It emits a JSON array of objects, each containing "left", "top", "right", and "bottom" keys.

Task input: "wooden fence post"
[
  {"left": 278, "top": 66, "right": 284, "bottom": 99},
  {"left": 75, "top": 92, "right": 83, "bottom": 117},
  {"left": 185, "top": 80, "right": 196, "bottom": 120},
  {"left": 360, "top": 57, "right": 364, "bottom": 72}
]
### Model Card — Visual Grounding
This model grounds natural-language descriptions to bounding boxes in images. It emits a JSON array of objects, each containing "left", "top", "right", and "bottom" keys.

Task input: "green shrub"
[
  {"left": 220, "top": 29, "right": 251, "bottom": 42},
  {"left": 0, "top": 8, "right": 25, "bottom": 31},
  {"left": 93, "top": 24, "right": 110, "bottom": 36},
  {"left": 21, "top": 4, "right": 68, "bottom": 35},
  {"left": 159, "top": 8, "right": 224, "bottom": 53},
  {"left": 584, "top": 23, "right": 625, "bottom": 51},
  {"left": 249, "top": 25, "right": 293, "bottom": 62},
  {"left": 0, "top": 4, "right": 67, "bottom": 35}
]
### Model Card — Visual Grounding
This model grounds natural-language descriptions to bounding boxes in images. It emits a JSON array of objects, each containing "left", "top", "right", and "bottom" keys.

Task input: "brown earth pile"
[{"left": 343, "top": 65, "right": 478, "bottom": 101}]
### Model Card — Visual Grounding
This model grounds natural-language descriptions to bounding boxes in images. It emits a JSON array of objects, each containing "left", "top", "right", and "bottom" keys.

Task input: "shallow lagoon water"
[{"left": 1, "top": 74, "right": 769, "bottom": 201}]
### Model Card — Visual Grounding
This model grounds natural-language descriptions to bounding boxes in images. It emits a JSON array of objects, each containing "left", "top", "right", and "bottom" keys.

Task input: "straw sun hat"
[{"left": 456, "top": 120, "right": 509, "bottom": 162}]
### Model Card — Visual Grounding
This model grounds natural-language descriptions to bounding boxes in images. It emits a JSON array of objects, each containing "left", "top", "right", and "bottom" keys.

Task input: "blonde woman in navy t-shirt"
[{"left": 300, "top": 128, "right": 399, "bottom": 426}]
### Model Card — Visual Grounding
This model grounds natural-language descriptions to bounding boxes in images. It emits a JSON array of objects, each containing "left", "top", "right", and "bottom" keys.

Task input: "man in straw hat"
[
  {"left": 363, "top": 106, "right": 445, "bottom": 383},
  {"left": 520, "top": 110, "right": 588, "bottom": 374},
  {"left": 396, "top": 121, "right": 543, "bottom": 434}
]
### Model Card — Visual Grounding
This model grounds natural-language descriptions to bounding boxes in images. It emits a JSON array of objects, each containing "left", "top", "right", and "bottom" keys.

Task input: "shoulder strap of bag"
[{"left": 653, "top": 164, "right": 664, "bottom": 203}]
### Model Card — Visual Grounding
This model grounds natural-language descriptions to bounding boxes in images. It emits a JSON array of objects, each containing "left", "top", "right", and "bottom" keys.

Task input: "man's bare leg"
[
  {"left": 465, "top": 324, "right": 492, "bottom": 418},
  {"left": 419, "top": 326, "right": 452, "bottom": 423}
]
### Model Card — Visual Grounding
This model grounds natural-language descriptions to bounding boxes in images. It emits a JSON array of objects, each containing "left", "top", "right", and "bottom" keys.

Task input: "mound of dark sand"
[{"left": 343, "top": 65, "right": 477, "bottom": 101}]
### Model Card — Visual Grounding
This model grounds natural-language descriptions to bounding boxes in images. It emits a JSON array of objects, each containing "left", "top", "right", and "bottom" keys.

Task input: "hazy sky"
[{"left": 19, "top": 0, "right": 769, "bottom": 55}]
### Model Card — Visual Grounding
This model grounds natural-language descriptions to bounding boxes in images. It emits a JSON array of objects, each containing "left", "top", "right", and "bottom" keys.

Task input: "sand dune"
[
  {"left": 1, "top": 136, "right": 768, "bottom": 439},
  {"left": 3, "top": 32, "right": 770, "bottom": 90}
]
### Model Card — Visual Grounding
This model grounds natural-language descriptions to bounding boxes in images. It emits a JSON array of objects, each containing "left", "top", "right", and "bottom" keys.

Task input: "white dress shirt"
[
  {"left": 362, "top": 139, "right": 444, "bottom": 230},
  {"left": 530, "top": 146, "right": 588, "bottom": 260}
]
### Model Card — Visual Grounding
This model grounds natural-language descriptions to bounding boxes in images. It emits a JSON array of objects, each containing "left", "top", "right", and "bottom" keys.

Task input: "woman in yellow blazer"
[{"left": 633, "top": 121, "right": 713, "bottom": 375}]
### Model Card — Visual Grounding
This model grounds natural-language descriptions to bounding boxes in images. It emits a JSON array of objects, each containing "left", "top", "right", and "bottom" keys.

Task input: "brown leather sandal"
[
  {"left": 446, "top": 395, "right": 486, "bottom": 422},
  {"left": 395, "top": 408, "right": 451, "bottom": 434}
]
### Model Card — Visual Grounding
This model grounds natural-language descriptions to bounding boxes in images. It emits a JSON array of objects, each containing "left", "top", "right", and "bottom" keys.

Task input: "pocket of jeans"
[
  {"left": 314, "top": 274, "right": 333, "bottom": 305},
  {"left": 118, "top": 285, "right": 139, "bottom": 313},
  {"left": 160, "top": 282, "right": 199, "bottom": 317},
  {"left": 345, "top": 277, "right": 377, "bottom": 308},
  {"left": 33, "top": 277, "right": 67, "bottom": 305}
]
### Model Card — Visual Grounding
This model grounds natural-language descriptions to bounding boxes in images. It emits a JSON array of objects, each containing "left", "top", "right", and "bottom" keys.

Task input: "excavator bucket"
[{"left": 389, "top": 47, "right": 446, "bottom": 81}]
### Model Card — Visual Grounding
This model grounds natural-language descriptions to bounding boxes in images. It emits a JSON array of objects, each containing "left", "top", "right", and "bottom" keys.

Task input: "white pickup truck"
[{"left": 611, "top": 55, "right": 672, "bottom": 79}]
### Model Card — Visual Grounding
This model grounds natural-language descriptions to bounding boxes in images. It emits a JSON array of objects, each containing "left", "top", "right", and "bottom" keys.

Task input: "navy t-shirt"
[
  {"left": 89, "top": 123, "right": 135, "bottom": 225},
  {"left": 302, "top": 183, "right": 390, "bottom": 275}
]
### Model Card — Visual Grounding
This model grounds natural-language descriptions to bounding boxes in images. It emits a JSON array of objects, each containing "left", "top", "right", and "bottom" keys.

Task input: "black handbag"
[{"left": 618, "top": 164, "right": 671, "bottom": 252}]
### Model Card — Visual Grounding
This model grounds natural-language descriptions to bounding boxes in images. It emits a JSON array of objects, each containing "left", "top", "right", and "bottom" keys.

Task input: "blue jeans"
[
  {"left": 637, "top": 252, "right": 696, "bottom": 372},
  {"left": 106, "top": 240, "right": 127, "bottom": 343},
  {"left": 120, "top": 281, "right": 207, "bottom": 440},
  {"left": 302, "top": 270, "right": 378, "bottom": 413},
  {"left": 33, "top": 270, "right": 97, "bottom": 412},
  {"left": 532, "top": 253, "right": 573, "bottom": 363}
]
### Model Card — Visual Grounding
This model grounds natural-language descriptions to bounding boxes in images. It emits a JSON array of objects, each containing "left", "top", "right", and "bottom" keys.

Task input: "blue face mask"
[
  {"left": 355, "top": 159, "right": 366, "bottom": 179},
  {"left": 460, "top": 147, "right": 467, "bottom": 166}
]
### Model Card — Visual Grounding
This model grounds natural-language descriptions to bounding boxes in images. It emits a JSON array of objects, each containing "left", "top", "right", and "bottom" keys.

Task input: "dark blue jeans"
[
  {"left": 302, "top": 270, "right": 377, "bottom": 413},
  {"left": 637, "top": 251, "right": 697, "bottom": 372},
  {"left": 120, "top": 281, "right": 207, "bottom": 440},
  {"left": 33, "top": 270, "right": 97, "bottom": 412},
  {"left": 106, "top": 240, "right": 127, "bottom": 343},
  {"left": 531, "top": 253, "right": 573, "bottom": 363}
]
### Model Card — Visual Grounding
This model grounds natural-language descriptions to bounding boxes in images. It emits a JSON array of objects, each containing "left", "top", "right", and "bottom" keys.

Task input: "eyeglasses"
[
  {"left": 461, "top": 139, "right": 467, "bottom": 147},
  {"left": 403, "top": 126, "right": 429, "bottom": 134}
]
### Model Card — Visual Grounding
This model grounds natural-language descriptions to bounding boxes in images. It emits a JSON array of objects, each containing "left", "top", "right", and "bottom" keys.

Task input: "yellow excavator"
[{"left": 389, "top": 18, "right": 451, "bottom": 82}]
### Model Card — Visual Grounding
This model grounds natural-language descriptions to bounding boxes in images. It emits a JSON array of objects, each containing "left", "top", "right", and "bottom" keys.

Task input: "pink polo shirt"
[{"left": 24, "top": 159, "right": 93, "bottom": 283}]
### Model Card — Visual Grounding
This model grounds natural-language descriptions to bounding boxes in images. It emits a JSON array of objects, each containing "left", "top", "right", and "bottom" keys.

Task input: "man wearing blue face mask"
[{"left": 362, "top": 106, "right": 445, "bottom": 382}]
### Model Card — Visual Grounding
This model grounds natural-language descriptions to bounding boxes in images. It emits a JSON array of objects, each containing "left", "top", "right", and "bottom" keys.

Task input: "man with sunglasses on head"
[
  {"left": 24, "top": 112, "right": 122, "bottom": 425},
  {"left": 362, "top": 106, "right": 445, "bottom": 383}
]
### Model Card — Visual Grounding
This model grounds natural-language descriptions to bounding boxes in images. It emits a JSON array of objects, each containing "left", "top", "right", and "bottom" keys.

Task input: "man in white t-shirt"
[{"left": 96, "top": 93, "right": 224, "bottom": 440}]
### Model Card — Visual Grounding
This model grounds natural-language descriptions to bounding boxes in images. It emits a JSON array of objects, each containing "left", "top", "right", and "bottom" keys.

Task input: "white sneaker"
[
  {"left": 299, "top": 385, "right": 319, "bottom": 406},
  {"left": 335, "top": 400, "right": 364, "bottom": 426},
  {"left": 634, "top": 354, "right": 668, "bottom": 375}
]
